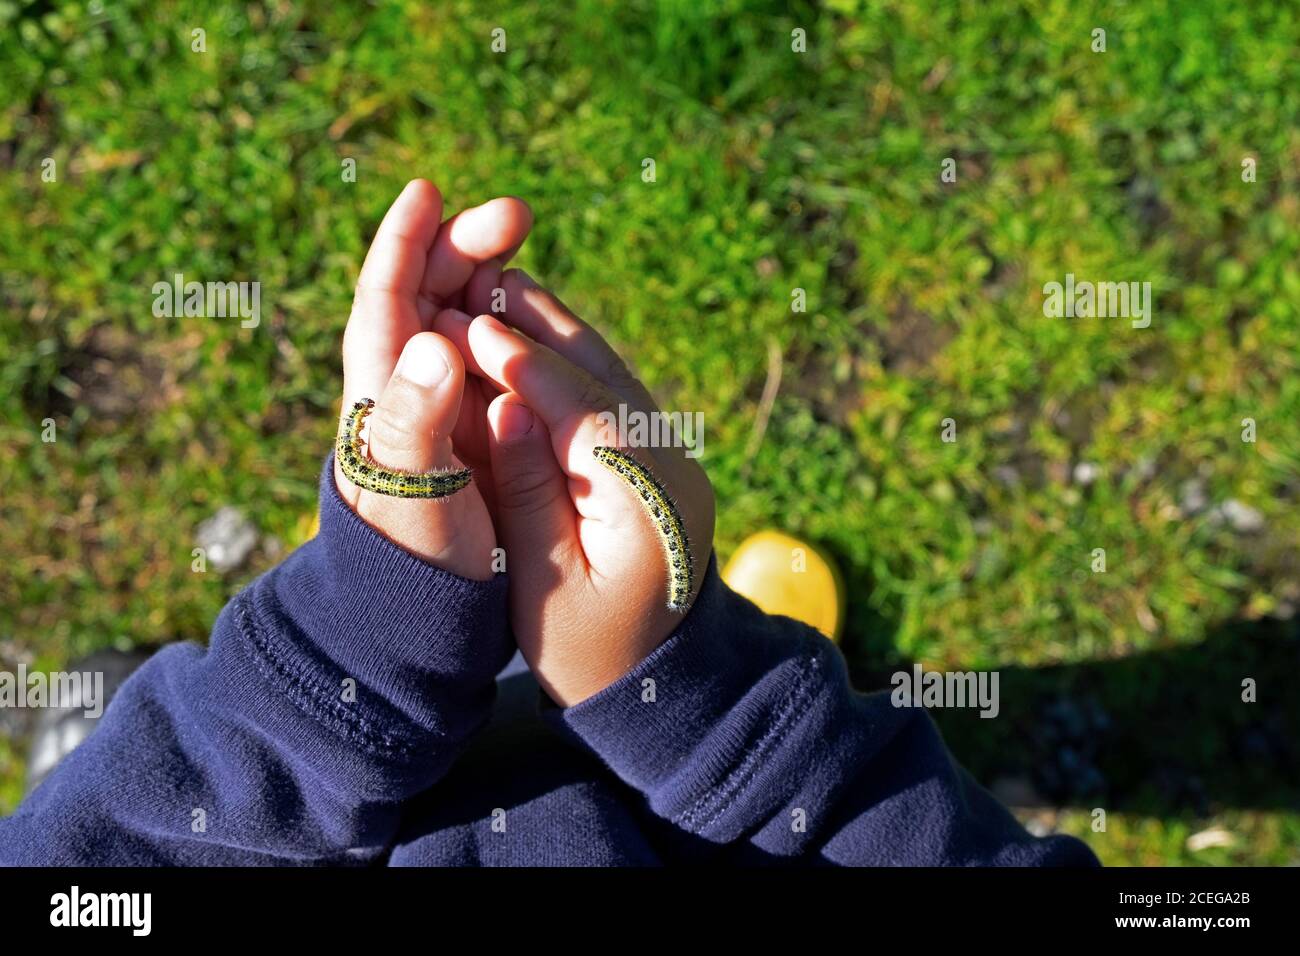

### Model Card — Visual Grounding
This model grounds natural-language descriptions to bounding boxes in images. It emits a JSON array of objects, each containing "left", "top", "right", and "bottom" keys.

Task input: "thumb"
[
  {"left": 342, "top": 331, "right": 494, "bottom": 577},
  {"left": 486, "top": 392, "right": 584, "bottom": 579},
  {"left": 359, "top": 331, "right": 464, "bottom": 476}
]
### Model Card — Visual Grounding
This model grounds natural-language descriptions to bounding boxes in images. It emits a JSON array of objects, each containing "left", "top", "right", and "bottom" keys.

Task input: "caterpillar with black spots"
[
  {"left": 336, "top": 398, "right": 472, "bottom": 499},
  {"left": 593, "top": 446, "right": 694, "bottom": 611}
]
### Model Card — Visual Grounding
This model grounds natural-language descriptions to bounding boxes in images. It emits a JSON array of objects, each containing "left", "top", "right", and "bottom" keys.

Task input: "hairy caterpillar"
[
  {"left": 336, "top": 398, "right": 472, "bottom": 498},
  {"left": 593, "top": 446, "right": 694, "bottom": 611}
]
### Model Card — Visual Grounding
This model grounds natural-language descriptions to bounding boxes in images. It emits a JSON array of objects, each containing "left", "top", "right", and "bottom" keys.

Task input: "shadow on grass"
[{"left": 840, "top": 572, "right": 1300, "bottom": 815}]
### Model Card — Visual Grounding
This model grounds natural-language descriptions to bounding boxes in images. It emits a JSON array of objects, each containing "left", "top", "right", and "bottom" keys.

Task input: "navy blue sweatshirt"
[{"left": 0, "top": 460, "right": 1098, "bottom": 866}]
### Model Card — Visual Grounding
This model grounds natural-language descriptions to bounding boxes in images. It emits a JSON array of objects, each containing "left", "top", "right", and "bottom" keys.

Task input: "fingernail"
[
  {"left": 396, "top": 337, "right": 449, "bottom": 387},
  {"left": 439, "top": 307, "right": 473, "bottom": 327},
  {"left": 494, "top": 401, "right": 534, "bottom": 441}
]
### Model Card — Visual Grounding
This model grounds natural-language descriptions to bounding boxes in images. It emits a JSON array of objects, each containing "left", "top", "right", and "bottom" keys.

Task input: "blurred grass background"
[{"left": 1, "top": 0, "right": 1298, "bottom": 863}]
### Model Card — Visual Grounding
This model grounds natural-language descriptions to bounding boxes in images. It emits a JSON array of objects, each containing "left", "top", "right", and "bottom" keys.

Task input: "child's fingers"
[
  {"left": 355, "top": 179, "right": 444, "bottom": 300},
  {"left": 432, "top": 307, "right": 488, "bottom": 379},
  {"left": 429, "top": 307, "right": 503, "bottom": 482},
  {"left": 448, "top": 374, "right": 502, "bottom": 514},
  {"left": 339, "top": 331, "right": 498, "bottom": 577},
  {"left": 466, "top": 313, "right": 660, "bottom": 548},
  {"left": 464, "top": 258, "right": 504, "bottom": 318},
  {"left": 421, "top": 198, "right": 533, "bottom": 300},
  {"left": 350, "top": 331, "right": 480, "bottom": 555},
  {"left": 343, "top": 179, "right": 445, "bottom": 427},
  {"left": 495, "top": 269, "right": 655, "bottom": 408},
  {"left": 362, "top": 332, "right": 465, "bottom": 477},
  {"left": 466, "top": 313, "right": 626, "bottom": 472},
  {"left": 486, "top": 392, "right": 585, "bottom": 576}
]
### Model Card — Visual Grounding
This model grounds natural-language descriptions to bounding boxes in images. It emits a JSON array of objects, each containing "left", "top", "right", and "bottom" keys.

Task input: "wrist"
[{"left": 256, "top": 455, "right": 514, "bottom": 719}]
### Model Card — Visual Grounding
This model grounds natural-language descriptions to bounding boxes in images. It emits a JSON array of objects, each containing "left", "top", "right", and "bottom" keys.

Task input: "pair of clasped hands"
[{"left": 335, "top": 180, "right": 714, "bottom": 706}]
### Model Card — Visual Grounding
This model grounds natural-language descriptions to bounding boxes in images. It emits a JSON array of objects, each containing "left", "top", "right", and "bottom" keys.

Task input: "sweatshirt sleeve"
[
  {"left": 0, "top": 457, "right": 513, "bottom": 866},
  {"left": 545, "top": 558, "right": 1099, "bottom": 866}
]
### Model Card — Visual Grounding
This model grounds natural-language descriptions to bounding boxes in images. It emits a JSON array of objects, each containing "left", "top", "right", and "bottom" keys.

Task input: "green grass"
[{"left": 2, "top": 0, "right": 1298, "bottom": 864}]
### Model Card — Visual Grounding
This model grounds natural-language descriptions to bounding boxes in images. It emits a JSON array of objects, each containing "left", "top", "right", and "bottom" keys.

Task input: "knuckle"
[
  {"left": 367, "top": 403, "right": 426, "bottom": 456},
  {"left": 602, "top": 353, "right": 639, "bottom": 392},
  {"left": 495, "top": 466, "right": 557, "bottom": 513},
  {"left": 576, "top": 373, "right": 612, "bottom": 414}
]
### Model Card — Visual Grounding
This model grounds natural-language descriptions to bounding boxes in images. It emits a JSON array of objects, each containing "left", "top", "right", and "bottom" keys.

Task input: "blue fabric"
[{"left": 1, "top": 458, "right": 1098, "bottom": 866}]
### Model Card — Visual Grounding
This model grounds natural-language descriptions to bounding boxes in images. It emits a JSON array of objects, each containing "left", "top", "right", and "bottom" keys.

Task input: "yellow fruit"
[{"left": 722, "top": 530, "right": 844, "bottom": 642}]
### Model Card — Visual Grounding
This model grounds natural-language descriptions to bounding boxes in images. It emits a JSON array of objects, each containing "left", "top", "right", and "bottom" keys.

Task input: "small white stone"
[
  {"left": 1217, "top": 499, "right": 1265, "bottom": 534},
  {"left": 1073, "top": 462, "right": 1101, "bottom": 486},
  {"left": 196, "top": 506, "right": 259, "bottom": 572}
]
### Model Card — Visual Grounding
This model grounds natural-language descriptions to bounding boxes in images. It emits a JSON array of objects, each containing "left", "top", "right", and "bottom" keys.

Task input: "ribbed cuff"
[
  {"left": 244, "top": 455, "right": 513, "bottom": 749},
  {"left": 547, "top": 556, "right": 832, "bottom": 813}
]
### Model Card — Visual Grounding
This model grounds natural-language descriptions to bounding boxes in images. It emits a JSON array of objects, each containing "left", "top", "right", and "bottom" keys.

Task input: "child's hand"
[
  {"left": 335, "top": 180, "right": 531, "bottom": 579},
  {"left": 441, "top": 274, "right": 716, "bottom": 704}
]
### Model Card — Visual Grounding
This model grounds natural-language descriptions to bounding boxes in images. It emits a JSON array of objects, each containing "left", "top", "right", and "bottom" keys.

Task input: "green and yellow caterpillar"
[
  {"left": 336, "top": 398, "right": 472, "bottom": 499},
  {"left": 593, "top": 446, "right": 694, "bottom": 611}
]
